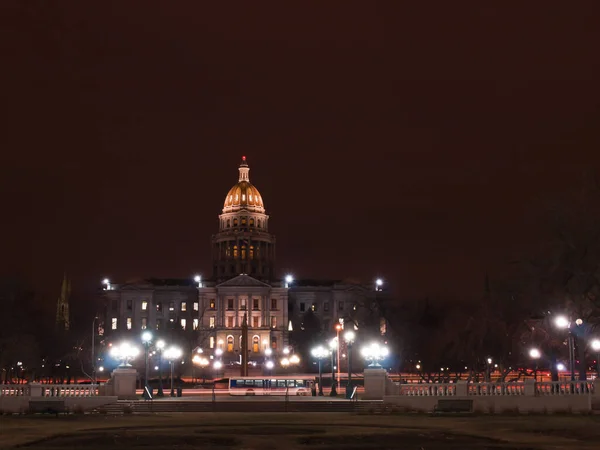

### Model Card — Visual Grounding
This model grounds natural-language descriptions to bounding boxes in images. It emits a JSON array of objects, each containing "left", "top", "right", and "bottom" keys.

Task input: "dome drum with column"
[{"left": 212, "top": 157, "right": 276, "bottom": 282}]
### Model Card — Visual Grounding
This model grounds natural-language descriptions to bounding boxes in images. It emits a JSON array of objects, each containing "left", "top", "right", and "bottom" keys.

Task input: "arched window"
[
  {"left": 249, "top": 245, "right": 254, "bottom": 259},
  {"left": 233, "top": 218, "right": 238, "bottom": 227},
  {"left": 271, "top": 336, "right": 277, "bottom": 350},
  {"left": 252, "top": 335, "right": 260, "bottom": 353},
  {"left": 233, "top": 245, "right": 238, "bottom": 258},
  {"left": 241, "top": 246, "right": 246, "bottom": 260},
  {"left": 226, "top": 219, "right": 230, "bottom": 228},
  {"left": 227, "top": 335, "right": 234, "bottom": 352},
  {"left": 257, "top": 219, "right": 262, "bottom": 229},
  {"left": 249, "top": 218, "right": 255, "bottom": 227},
  {"left": 241, "top": 217, "right": 247, "bottom": 226}
]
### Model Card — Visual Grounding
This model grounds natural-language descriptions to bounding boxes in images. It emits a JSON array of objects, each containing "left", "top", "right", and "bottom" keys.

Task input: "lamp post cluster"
[
  {"left": 311, "top": 330, "right": 385, "bottom": 398},
  {"left": 108, "top": 332, "right": 183, "bottom": 398},
  {"left": 526, "top": 315, "right": 600, "bottom": 381}
]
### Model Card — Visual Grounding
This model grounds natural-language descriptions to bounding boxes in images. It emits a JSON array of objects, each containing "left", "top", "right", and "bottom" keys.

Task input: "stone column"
[
  {"left": 524, "top": 379, "right": 536, "bottom": 396},
  {"left": 363, "top": 368, "right": 387, "bottom": 400},
  {"left": 111, "top": 367, "right": 138, "bottom": 400}
]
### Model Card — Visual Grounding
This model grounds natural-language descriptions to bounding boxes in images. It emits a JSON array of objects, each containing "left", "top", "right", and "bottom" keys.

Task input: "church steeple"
[{"left": 56, "top": 273, "right": 71, "bottom": 331}]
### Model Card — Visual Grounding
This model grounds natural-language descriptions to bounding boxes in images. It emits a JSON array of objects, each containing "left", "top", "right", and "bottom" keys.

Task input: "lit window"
[
  {"left": 156, "top": 302, "right": 162, "bottom": 312},
  {"left": 169, "top": 302, "right": 175, "bottom": 311},
  {"left": 181, "top": 302, "right": 187, "bottom": 312},
  {"left": 227, "top": 316, "right": 234, "bottom": 328},
  {"left": 252, "top": 316, "right": 259, "bottom": 328},
  {"left": 252, "top": 336, "right": 259, "bottom": 352},
  {"left": 141, "top": 318, "right": 147, "bottom": 330},
  {"left": 193, "top": 318, "right": 199, "bottom": 330},
  {"left": 242, "top": 194, "right": 246, "bottom": 201},
  {"left": 233, "top": 245, "right": 238, "bottom": 258},
  {"left": 235, "top": 194, "right": 239, "bottom": 201},
  {"left": 250, "top": 218, "right": 255, "bottom": 227},
  {"left": 111, "top": 318, "right": 117, "bottom": 330},
  {"left": 311, "top": 303, "right": 317, "bottom": 312},
  {"left": 249, "top": 194, "right": 253, "bottom": 201},
  {"left": 288, "top": 320, "right": 293, "bottom": 331},
  {"left": 233, "top": 218, "right": 238, "bottom": 226},
  {"left": 271, "top": 316, "right": 277, "bottom": 329},
  {"left": 209, "top": 317, "right": 215, "bottom": 328},
  {"left": 249, "top": 246, "right": 254, "bottom": 259},
  {"left": 209, "top": 299, "right": 216, "bottom": 309},
  {"left": 209, "top": 336, "right": 215, "bottom": 349},
  {"left": 127, "top": 318, "right": 132, "bottom": 330},
  {"left": 240, "top": 298, "right": 247, "bottom": 310},
  {"left": 227, "top": 335, "right": 234, "bottom": 352},
  {"left": 229, "top": 195, "right": 232, "bottom": 202},
  {"left": 180, "top": 319, "right": 187, "bottom": 330},
  {"left": 193, "top": 302, "right": 199, "bottom": 311},
  {"left": 142, "top": 301, "right": 148, "bottom": 311}
]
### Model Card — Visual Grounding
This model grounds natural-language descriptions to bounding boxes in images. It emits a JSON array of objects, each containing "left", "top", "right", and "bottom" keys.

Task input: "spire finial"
[{"left": 239, "top": 156, "right": 250, "bottom": 182}]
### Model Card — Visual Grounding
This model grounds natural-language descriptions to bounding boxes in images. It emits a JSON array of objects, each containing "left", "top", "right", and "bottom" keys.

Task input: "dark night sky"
[{"left": 1, "top": 2, "right": 599, "bottom": 302}]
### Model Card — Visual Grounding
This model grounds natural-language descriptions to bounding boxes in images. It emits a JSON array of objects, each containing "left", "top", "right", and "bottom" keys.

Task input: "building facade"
[{"left": 102, "top": 157, "right": 385, "bottom": 364}]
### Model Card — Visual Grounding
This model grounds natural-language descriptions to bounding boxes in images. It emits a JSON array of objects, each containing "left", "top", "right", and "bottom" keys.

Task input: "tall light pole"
[
  {"left": 165, "top": 346, "right": 182, "bottom": 397},
  {"left": 344, "top": 330, "right": 355, "bottom": 399},
  {"left": 361, "top": 342, "right": 389, "bottom": 368},
  {"left": 591, "top": 339, "right": 600, "bottom": 378},
  {"left": 529, "top": 348, "right": 541, "bottom": 381},
  {"left": 554, "top": 315, "right": 580, "bottom": 381},
  {"left": 335, "top": 324, "right": 342, "bottom": 387},
  {"left": 311, "top": 346, "right": 328, "bottom": 396},
  {"left": 156, "top": 340, "right": 165, "bottom": 397},
  {"left": 141, "top": 331, "right": 153, "bottom": 398},
  {"left": 91, "top": 316, "right": 98, "bottom": 384},
  {"left": 329, "top": 338, "right": 338, "bottom": 397}
]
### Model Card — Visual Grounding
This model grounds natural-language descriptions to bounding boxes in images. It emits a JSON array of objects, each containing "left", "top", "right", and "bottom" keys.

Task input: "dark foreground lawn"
[{"left": 1, "top": 413, "right": 599, "bottom": 449}]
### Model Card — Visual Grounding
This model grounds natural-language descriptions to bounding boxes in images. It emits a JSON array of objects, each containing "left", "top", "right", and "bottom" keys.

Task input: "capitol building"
[{"left": 103, "top": 157, "right": 386, "bottom": 363}]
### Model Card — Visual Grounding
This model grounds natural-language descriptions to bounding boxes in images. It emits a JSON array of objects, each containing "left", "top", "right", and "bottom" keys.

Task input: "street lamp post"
[
  {"left": 554, "top": 315, "right": 580, "bottom": 381},
  {"left": 529, "top": 348, "right": 541, "bottom": 381},
  {"left": 156, "top": 340, "right": 165, "bottom": 397},
  {"left": 109, "top": 342, "right": 140, "bottom": 368},
  {"left": 344, "top": 330, "right": 356, "bottom": 399},
  {"left": 329, "top": 338, "right": 338, "bottom": 397},
  {"left": 165, "top": 346, "right": 182, "bottom": 397},
  {"left": 360, "top": 342, "right": 389, "bottom": 368},
  {"left": 91, "top": 316, "right": 98, "bottom": 384},
  {"left": 141, "top": 331, "right": 153, "bottom": 398},
  {"left": 591, "top": 339, "right": 600, "bottom": 378},
  {"left": 311, "top": 346, "right": 328, "bottom": 396}
]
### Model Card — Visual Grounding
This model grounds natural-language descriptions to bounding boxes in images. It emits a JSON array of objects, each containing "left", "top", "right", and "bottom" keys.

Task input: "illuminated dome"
[{"left": 223, "top": 156, "right": 265, "bottom": 213}]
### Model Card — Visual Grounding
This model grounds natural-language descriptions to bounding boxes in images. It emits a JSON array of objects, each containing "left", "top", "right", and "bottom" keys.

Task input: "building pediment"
[{"left": 217, "top": 274, "right": 271, "bottom": 288}]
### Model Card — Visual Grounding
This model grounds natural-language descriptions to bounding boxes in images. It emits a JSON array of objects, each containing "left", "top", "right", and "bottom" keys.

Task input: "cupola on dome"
[{"left": 223, "top": 156, "right": 265, "bottom": 213}]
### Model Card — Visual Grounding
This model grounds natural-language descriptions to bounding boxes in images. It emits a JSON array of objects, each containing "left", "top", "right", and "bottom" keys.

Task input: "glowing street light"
[
  {"left": 360, "top": 342, "right": 389, "bottom": 368},
  {"left": 281, "top": 358, "right": 290, "bottom": 368},
  {"left": 553, "top": 315, "right": 580, "bottom": 381},
  {"left": 282, "top": 347, "right": 290, "bottom": 355},
  {"left": 264, "top": 348, "right": 273, "bottom": 357},
  {"left": 311, "top": 346, "right": 328, "bottom": 396},
  {"left": 102, "top": 278, "right": 111, "bottom": 290},
  {"left": 529, "top": 348, "right": 541, "bottom": 381},
  {"left": 554, "top": 316, "right": 569, "bottom": 329},
  {"left": 265, "top": 360, "right": 275, "bottom": 370},
  {"left": 141, "top": 331, "right": 153, "bottom": 398},
  {"left": 557, "top": 363, "right": 566, "bottom": 372},
  {"left": 285, "top": 274, "right": 294, "bottom": 288},
  {"left": 193, "top": 274, "right": 202, "bottom": 287},
  {"left": 591, "top": 339, "right": 600, "bottom": 376},
  {"left": 109, "top": 342, "right": 140, "bottom": 367},
  {"left": 165, "top": 346, "right": 182, "bottom": 397},
  {"left": 344, "top": 330, "right": 356, "bottom": 399},
  {"left": 375, "top": 278, "right": 383, "bottom": 291},
  {"left": 289, "top": 354, "right": 300, "bottom": 365}
]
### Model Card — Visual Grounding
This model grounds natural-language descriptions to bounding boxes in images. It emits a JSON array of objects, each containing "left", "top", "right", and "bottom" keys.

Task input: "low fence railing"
[
  {"left": 536, "top": 381, "right": 594, "bottom": 396},
  {"left": 41, "top": 385, "right": 98, "bottom": 397},
  {"left": 0, "top": 384, "right": 98, "bottom": 397},
  {"left": 468, "top": 382, "right": 525, "bottom": 396},
  {"left": 394, "top": 380, "right": 597, "bottom": 397},
  {"left": 399, "top": 384, "right": 456, "bottom": 396},
  {"left": 0, "top": 385, "right": 30, "bottom": 396}
]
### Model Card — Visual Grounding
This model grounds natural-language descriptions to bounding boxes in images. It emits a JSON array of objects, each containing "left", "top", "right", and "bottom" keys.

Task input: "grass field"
[{"left": 1, "top": 413, "right": 599, "bottom": 449}]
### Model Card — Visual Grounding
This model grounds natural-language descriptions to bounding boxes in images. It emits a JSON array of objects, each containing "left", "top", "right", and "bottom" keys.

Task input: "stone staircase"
[{"left": 95, "top": 400, "right": 386, "bottom": 414}]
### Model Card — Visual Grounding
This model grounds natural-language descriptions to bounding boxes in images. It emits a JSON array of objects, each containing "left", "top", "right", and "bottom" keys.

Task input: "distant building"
[{"left": 102, "top": 157, "right": 385, "bottom": 363}]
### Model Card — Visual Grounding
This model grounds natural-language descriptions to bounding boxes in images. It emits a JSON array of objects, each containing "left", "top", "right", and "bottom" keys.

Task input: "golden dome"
[{"left": 223, "top": 157, "right": 265, "bottom": 213}]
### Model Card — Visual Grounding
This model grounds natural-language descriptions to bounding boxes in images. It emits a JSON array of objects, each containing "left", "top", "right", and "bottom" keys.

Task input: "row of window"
[
  {"left": 208, "top": 335, "right": 278, "bottom": 352},
  {"left": 222, "top": 217, "right": 263, "bottom": 228},
  {"left": 298, "top": 301, "right": 348, "bottom": 312},
  {"left": 110, "top": 316, "right": 277, "bottom": 331},
  {"left": 113, "top": 299, "right": 277, "bottom": 312}
]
